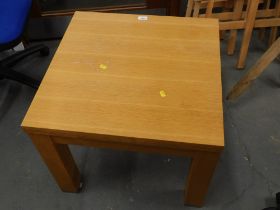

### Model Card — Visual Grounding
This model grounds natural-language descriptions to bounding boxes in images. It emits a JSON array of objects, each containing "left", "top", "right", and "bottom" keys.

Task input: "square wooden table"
[{"left": 22, "top": 11, "right": 224, "bottom": 207}]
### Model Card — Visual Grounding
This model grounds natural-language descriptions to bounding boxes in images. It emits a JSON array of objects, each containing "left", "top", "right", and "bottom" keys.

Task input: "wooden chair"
[
  {"left": 185, "top": 0, "right": 280, "bottom": 69},
  {"left": 186, "top": 0, "right": 248, "bottom": 66},
  {"left": 186, "top": 0, "right": 231, "bottom": 18},
  {"left": 227, "top": 37, "right": 280, "bottom": 100}
]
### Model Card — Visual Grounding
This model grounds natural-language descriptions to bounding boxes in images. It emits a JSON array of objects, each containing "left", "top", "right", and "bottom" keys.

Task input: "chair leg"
[
  {"left": 227, "top": 37, "right": 280, "bottom": 100},
  {"left": 227, "top": 0, "right": 244, "bottom": 55},
  {"left": 0, "top": 44, "right": 49, "bottom": 67},
  {"left": 185, "top": 0, "right": 194, "bottom": 17},
  {"left": 268, "top": 0, "right": 280, "bottom": 46},
  {"left": 236, "top": 0, "right": 260, "bottom": 69},
  {"left": 258, "top": 0, "right": 271, "bottom": 41},
  {"left": 1, "top": 67, "right": 40, "bottom": 89},
  {"left": 193, "top": 1, "right": 201, "bottom": 17},
  {"left": 205, "top": 0, "right": 214, "bottom": 18}
]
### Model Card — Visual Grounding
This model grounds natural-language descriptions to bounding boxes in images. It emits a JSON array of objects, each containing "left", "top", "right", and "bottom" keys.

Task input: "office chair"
[{"left": 0, "top": 0, "right": 49, "bottom": 89}]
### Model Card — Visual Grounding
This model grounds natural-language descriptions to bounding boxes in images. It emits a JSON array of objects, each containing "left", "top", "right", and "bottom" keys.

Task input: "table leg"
[
  {"left": 184, "top": 151, "right": 221, "bottom": 207},
  {"left": 236, "top": 0, "right": 260, "bottom": 69},
  {"left": 29, "top": 134, "right": 81, "bottom": 192}
]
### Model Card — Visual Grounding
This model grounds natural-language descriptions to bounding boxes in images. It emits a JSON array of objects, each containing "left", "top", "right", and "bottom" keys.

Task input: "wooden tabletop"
[{"left": 22, "top": 12, "right": 224, "bottom": 152}]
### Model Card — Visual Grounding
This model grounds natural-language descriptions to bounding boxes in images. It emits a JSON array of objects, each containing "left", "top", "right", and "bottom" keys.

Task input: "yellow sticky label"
[
  {"left": 160, "top": 90, "right": 167, "bottom": 98},
  {"left": 99, "top": 64, "right": 107, "bottom": 70}
]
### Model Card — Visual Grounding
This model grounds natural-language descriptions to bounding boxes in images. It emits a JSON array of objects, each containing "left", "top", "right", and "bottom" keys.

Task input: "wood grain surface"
[{"left": 22, "top": 12, "right": 224, "bottom": 151}]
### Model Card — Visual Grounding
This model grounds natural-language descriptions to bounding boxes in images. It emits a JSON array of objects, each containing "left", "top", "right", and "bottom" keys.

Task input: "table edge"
[{"left": 22, "top": 125, "right": 224, "bottom": 153}]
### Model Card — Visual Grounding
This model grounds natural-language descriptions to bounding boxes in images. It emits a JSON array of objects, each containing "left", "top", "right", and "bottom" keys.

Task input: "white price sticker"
[{"left": 137, "top": 16, "right": 148, "bottom": 21}]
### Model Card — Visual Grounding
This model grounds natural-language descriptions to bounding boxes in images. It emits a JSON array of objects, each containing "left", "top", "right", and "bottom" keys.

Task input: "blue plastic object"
[{"left": 0, "top": 0, "right": 32, "bottom": 44}]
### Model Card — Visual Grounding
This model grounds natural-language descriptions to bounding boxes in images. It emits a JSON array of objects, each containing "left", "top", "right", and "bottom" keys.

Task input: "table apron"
[{"left": 51, "top": 135, "right": 220, "bottom": 158}]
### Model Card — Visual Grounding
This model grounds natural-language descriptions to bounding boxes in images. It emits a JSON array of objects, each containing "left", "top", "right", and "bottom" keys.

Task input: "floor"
[{"left": 1, "top": 3, "right": 280, "bottom": 210}]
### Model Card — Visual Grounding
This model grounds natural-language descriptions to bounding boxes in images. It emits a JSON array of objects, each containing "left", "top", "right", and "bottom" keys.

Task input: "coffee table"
[{"left": 22, "top": 11, "right": 224, "bottom": 207}]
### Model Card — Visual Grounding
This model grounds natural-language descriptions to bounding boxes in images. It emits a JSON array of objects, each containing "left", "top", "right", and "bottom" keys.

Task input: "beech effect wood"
[
  {"left": 185, "top": 151, "right": 221, "bottom": 207},
  {"left": 29, "top": 134, "right": 81, "bottom": 192},
  {"left": 23, "top": 12, "right": 224, "bottom": 150},
  {"left": 185, "top": 0, "right": 280, "bottom": 69},
  {"left": 22, "top": 12, "right": 224, "bottom": 207},
  {"left": 227, "top": 37, "right": 280, "bottom": 100},
  {"left": 237, "top": 0, "right": 260, "bottom": 69},
  {"left": 227, "top": 0, "right": 244, "bottom": 55}
]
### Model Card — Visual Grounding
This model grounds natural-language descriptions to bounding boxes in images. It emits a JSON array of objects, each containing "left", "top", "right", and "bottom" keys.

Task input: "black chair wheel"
[{"left": 40, "top": 46, "right": 50, "bottom": 56}]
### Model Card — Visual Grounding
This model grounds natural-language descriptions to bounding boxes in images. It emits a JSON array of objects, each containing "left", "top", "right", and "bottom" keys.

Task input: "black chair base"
[{"left": 0, "top": 44, "right": 49, "bottom": 89}]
